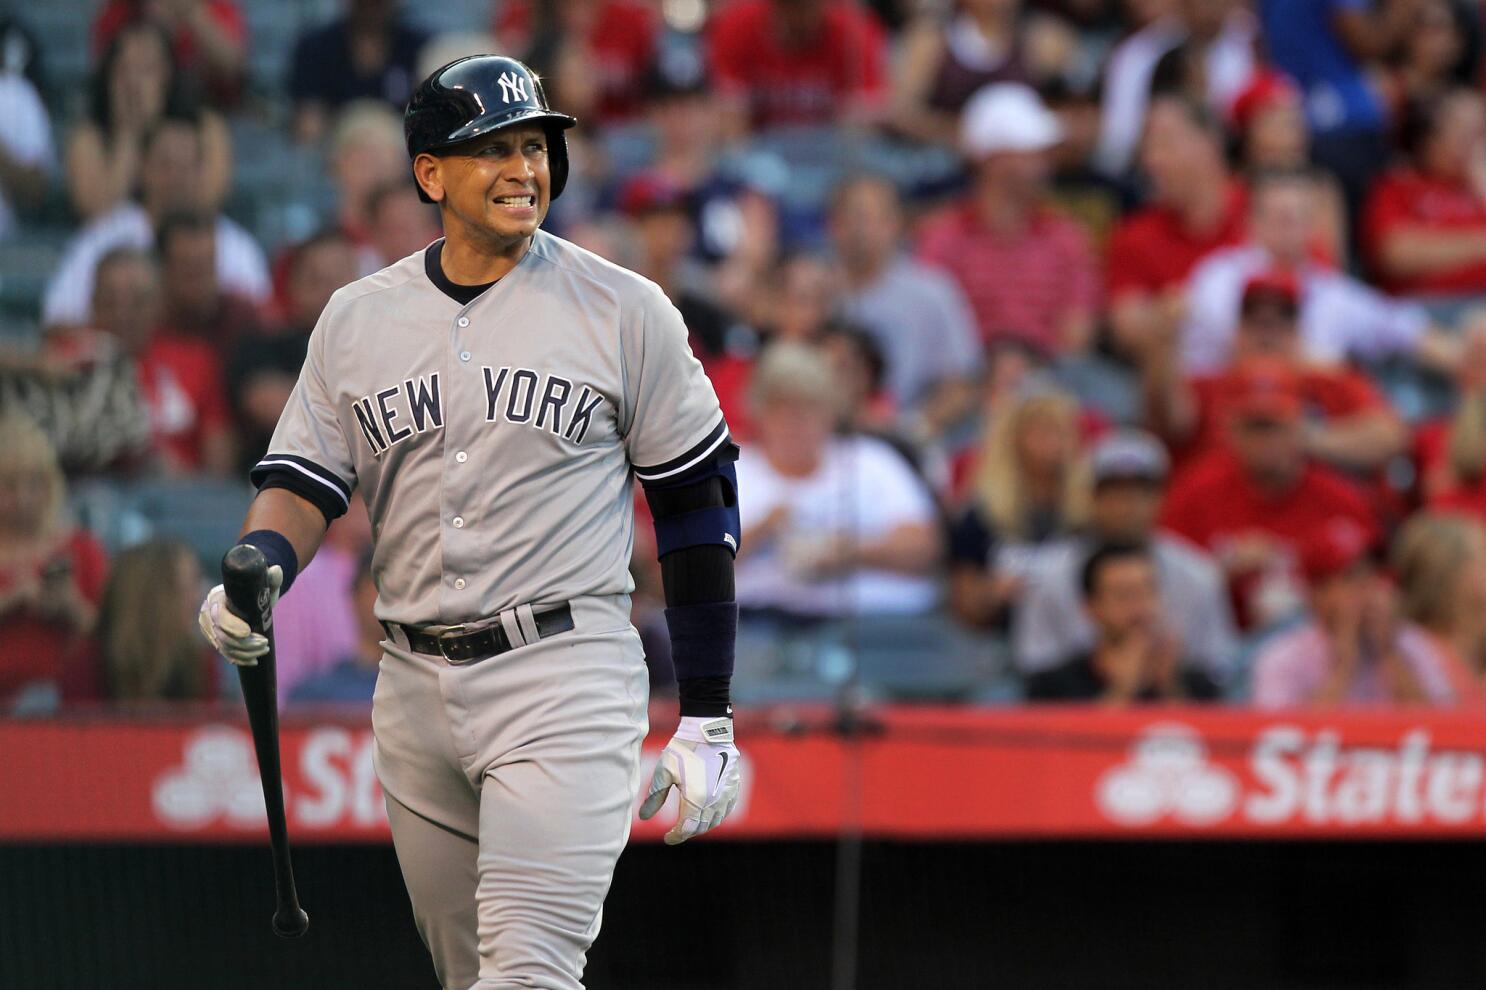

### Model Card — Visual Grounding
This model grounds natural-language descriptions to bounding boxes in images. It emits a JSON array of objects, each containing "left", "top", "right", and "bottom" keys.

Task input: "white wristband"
[{"left": 675, "top": 715, "right": 734, "bottom": 744}]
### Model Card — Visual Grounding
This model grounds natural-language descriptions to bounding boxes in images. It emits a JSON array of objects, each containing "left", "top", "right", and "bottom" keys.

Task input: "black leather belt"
[{"left": 390, "top": 603, "right": 574, "bottom": 664}]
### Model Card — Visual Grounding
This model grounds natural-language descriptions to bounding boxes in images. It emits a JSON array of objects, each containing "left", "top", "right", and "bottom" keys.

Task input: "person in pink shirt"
[
  {"left": 917, "top": 82, "right": 1099, "bottom": 357},
  {"left": 1252, "top": 517, "right": 1457, "bottom": 708},
  {"left": 267, "top": 493, "right": 371, "bottom": 701}
]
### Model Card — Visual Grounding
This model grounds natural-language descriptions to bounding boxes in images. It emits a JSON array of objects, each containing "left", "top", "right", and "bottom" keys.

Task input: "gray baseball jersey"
[
  {"left": 251, "top": 230, "right": 730, "bottom": 626},
  {"left": 250, "top": 231, "right": 732, "bottom": 988}
]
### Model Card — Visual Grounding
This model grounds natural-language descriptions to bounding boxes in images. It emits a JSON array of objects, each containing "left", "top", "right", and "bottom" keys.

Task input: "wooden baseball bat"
[{"left": 221, "top": 543, "right": 309, "bottom": 938}]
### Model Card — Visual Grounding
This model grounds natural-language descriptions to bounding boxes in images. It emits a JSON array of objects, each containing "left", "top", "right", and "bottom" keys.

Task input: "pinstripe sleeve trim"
[
  {"left": 250, "top": 454, "right": 352, "bottom": 508},
  {"left": 632, "top": 417, "right": 732, "bottom": 484}
]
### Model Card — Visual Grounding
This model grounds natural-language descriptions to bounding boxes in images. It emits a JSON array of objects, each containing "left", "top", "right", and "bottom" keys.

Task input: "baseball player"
[{"left": 198, "top": 55, "right": 743, "bottom": 990}]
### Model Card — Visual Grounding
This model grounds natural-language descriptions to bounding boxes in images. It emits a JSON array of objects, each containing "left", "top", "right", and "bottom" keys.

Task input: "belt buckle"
[{"left": 437, "top": 624, "right": 471, "bottom": 664}]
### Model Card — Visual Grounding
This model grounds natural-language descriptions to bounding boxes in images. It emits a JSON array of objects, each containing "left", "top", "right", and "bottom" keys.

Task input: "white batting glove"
[
  {"left": 196, "top": 564, "right": 282, "bottom": 667},
  {"left": 639, "top": 715, "right": 742, "bottom": 845}
]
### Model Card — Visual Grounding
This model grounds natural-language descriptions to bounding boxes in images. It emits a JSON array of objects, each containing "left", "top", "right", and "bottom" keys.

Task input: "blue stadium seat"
[
  {"left": 68, "top": 479, "right": 154, "bottom": 557},
  {"left": 124, "top": 478, "right": 255, "bottom": 571},
  {"left": 0, "top": 234, "right": 67, "bottom": 339},
  {"left": 71, "top": 478, "right": 253, "bottom": 573},
  {"left": 734, "top": 613, "right": 1016, "bottom": 705}
]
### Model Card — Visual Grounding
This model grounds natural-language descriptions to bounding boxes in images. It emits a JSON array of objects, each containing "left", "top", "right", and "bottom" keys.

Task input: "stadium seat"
[
  {"left": 0, "top": 235, "right": 65, "bottom": 339},
  {"left": 71, "top": 478, "right": 254, "bottom": 572},
  {"left": 734, "top": 614, "right": 1014, "bottom": 705},
  {"left": 68, "top": 479, "right": 154, "bottom": 557},
  {"left": 124, "top": 478, "right": 255, "bottom": 571}
]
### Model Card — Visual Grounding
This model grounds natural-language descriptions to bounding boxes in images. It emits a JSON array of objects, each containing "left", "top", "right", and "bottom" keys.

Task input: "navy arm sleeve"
[{"left": 641, "top": 439, "right": 740, "bottom": 719}]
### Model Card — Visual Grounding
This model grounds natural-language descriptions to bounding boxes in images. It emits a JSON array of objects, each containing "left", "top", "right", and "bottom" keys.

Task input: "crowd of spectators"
[{"left": 3, "top": 0, "right": 1486, "bottom": 715}]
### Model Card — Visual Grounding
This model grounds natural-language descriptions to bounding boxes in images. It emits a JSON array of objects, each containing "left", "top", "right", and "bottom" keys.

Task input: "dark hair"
[
  {"left": 1149, "top": 44, "right": 1198, "bottom": 103},
  {"left": 1147, "top": 92, "right": 1223, "bottom": 142},
  {"left": 1399, "top": 86, "right": 1480, "bottom": 158},
  {"left": 89, "top": 18, "right": 197, "bottom": 136},
  {"left": 1080, "top": 540, "right": 1152, "bottom": 599},
  {"left": 154, "top": 210, "right": 214, "bottom": 258},
  {"left": 818, "top": 318, "right": 887, "bottom": 393},
  {"left": 1392, "top": 0, "right": 1482, "bottom": 84},
  {"left": 1038, "top": 75, "right": 1102, "bottom": 109}
]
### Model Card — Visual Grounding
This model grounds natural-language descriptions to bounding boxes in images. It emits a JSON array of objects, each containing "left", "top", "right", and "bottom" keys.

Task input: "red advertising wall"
[{"left": 6, "top": 705, "right": 1486, "bottom": 841}]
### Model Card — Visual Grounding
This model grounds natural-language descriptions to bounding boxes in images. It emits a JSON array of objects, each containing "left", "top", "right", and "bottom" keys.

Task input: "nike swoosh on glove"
[
  {"left": 197, "top": 564, "right": 282, "bottom": 666},
  {"left": 638, "top": 715, "right": 742, "bottom": 845}
]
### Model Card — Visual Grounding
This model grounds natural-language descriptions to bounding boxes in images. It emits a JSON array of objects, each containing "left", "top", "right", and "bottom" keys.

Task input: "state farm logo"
[
  {"left": 1097, "top": 723, "right": 1238, "bottom": 826},
  {"left": 1098, "top": 723, "right": 1486, "bottom": 829},
  {"left": 150, "top": 726, "right": 386, "bottom": 832},
  {"left": 152, "top": 727, "right": 267, "bottom": 829}
]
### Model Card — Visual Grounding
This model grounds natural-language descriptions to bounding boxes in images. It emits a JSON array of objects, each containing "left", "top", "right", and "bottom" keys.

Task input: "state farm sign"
[
  {"left": 152, "top": 726, "right": 386, "bottom": 834},
  {"left": 7, "top": 708, "right": 1486, "bottom": 841},
  {"left": 1097, "top": 722, "right": 1486, "bottom": 829}
]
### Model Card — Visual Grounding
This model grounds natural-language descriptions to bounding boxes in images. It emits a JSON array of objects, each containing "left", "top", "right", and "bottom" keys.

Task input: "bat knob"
[
  {"left": 222, "top": 543, "right": 268, "bottom": 583},
  {"left": 273, "top": 906, "right": 310, "bottom": 939}
]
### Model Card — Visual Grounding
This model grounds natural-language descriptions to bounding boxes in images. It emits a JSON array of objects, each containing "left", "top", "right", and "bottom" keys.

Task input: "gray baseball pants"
[{"left": 371, "top": 594, "right": 650, "bottom": 990}]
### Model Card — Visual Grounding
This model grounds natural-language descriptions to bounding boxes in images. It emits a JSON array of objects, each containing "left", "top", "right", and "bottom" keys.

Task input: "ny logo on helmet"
[{"left": 498, "top": 71, "right": 530, "bottom": 105}]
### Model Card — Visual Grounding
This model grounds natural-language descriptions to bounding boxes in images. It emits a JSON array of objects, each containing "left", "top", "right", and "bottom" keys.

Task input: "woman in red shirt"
[
  {"left": 0, "top": 414, "right": 108, "bottom": 710},
  {"left": 1364, "top": 87, "right": 1486, "bottom": 296}
]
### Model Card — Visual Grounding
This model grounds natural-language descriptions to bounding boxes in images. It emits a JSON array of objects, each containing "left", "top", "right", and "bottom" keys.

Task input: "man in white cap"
[
  {"left": 1013, "top": 429, "right": 1237, "bottom": 682},
  {"left": 917, "top": 81, "right": 1099, "bottom": 359}
]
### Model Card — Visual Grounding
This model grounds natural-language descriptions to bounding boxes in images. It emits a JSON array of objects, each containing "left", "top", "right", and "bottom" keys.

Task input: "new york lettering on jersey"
[
  {"left": 251, "top": 231, "right": 729, "bottom": 625},
  {"left": 347, "top": 368, "right": 606, "bottom": 457}
]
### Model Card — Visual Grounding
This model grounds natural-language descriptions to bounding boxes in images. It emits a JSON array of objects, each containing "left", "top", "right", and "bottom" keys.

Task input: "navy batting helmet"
[{"left": 404, "top": 55, "right": 577, "bottom": 204}]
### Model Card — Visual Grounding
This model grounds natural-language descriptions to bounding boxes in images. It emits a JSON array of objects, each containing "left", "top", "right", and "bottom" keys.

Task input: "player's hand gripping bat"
[{"left": 221, "top": 544, "right": 310, "bottom": 938}]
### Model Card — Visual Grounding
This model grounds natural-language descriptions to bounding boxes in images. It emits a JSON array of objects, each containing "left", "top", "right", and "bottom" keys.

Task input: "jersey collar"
[{"left": 424, "top": 239, "right": 499, "bottom": 306}]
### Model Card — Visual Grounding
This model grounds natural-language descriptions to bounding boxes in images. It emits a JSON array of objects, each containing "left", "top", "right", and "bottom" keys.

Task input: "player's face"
[{"left": 431, "top": 125, "right": 552, "bottom": 247}]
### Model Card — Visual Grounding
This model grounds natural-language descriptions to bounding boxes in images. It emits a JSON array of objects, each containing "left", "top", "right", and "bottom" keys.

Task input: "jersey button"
[
  {"left": 459, "top": 350, "right": 471, "bottom": 362},
  {"left": 452, "top": 516, "right": 464, "bottom": 529},
  {"left": 457, "top": 317, "right": 470, "bottom": 328},
  {"left": 455, "top": 451, "right": 468, "bottom": 463},
  {"left": 454, "top": 578, "right": 466, "bottom": 590}
]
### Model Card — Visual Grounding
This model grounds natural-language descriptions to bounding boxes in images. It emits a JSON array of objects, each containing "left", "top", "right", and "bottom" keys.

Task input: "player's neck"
[{"left": 439, "top": 229, "right": 534, "bottom": 285}]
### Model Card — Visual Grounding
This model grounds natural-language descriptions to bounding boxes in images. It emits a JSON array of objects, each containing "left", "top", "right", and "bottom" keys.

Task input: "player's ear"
[{"left": 413, "top": 153, "right": 446, "bottom": 204}]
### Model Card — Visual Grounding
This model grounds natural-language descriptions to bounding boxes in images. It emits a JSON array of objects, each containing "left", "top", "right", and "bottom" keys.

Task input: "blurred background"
[{"left": 4, "top": 0, "right": 1486, "bottom": 987}]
